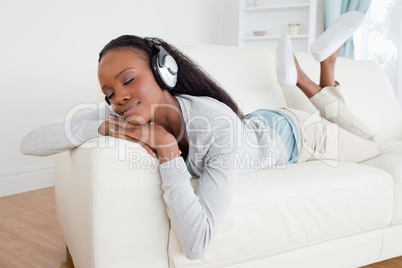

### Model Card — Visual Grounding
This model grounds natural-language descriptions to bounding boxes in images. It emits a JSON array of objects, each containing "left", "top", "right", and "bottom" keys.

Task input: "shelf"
[
  {"left": 241, "top": 34, "right": 308, "bottom": 41},
  {"left": 237, "top": 0, "right": 316, "bottom": 51},
  {"left": 242, "top": 3, "right": 310, "bottom": 13}
]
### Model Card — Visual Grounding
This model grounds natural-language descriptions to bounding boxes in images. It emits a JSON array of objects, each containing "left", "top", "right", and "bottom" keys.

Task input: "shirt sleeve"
[
  {"left": 20, "top": 104, "right": 116, "bottom": 156},
  {"left": 159, "top": 142, "right": 238, "bottom": 260}
]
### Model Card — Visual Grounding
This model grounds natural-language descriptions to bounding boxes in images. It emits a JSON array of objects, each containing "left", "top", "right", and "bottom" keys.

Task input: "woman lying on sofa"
[{"left": 21, "top": 11, "right": 380, "bottom": 260}]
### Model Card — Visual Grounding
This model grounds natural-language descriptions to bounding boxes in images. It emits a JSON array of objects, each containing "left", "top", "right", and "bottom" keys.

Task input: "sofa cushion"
[
  {"left": 362, "top": 140, "right": 402, "bottom": 225},
  {"left": 175, "top": 44, "right": 287, "bottom": 114},
  {"left": 168, "top": 161, "right": 393, "bottom": 267}
]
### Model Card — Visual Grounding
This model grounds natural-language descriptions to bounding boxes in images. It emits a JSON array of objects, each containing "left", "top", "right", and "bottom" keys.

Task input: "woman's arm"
[
  {"left": 159, "top": 147, "right": 238, "bottom": 260},
  {"left": 104, "top": 115, "right": 238, "bottom": 259},
  {"left": 20, "top": 104, "right": 115, "bottom": 156}
]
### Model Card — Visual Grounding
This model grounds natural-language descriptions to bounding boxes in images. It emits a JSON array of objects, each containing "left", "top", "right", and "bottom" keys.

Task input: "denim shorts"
[{"left": 244, "top": 109, "right": 300, "bottom": 163}]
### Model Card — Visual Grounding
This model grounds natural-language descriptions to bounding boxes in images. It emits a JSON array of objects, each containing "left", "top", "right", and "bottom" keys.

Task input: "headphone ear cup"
[
  {"left": 151, "top": 51, "right": 178, "bottom": 90},
  {"left": 150, "top": 54, "right": 171, "bottom": 89},
  {"left": 144, "top": 37, "right": 178, "bottom": 89}
]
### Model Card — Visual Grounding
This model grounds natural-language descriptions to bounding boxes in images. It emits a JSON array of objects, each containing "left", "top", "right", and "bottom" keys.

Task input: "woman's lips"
[{"left": 122, "top": 102, "right": 140, "bottom": 117}]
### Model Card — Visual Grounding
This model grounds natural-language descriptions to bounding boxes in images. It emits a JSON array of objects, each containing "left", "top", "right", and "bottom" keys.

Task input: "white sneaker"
[
  {"left": 276, "top": 34, "right": 297, "bottom": 87},
  {"left": 310, "top": 11, "right": 366, "bottom": 62}
]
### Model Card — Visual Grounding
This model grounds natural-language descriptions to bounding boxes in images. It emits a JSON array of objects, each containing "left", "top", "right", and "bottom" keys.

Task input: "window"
[{"left": 354, "top": 0, "right": 402, "bottom": 108}]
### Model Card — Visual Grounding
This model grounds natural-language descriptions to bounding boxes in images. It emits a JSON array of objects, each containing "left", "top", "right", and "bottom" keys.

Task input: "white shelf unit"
[{"left": 238, "top": 0, "right": 317, "bottom": 52}]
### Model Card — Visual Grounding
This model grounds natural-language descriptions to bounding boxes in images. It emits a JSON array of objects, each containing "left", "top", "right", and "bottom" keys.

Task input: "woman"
[{"left": 21, "top": 11, "right": 380, "bottom": 259}]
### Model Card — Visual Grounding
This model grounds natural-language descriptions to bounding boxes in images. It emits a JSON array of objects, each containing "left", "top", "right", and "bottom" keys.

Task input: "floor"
[
  {"left": 0, "top": 187, "right": 73, "bottom": 268},
  {"left": 0, "top": 187, "right": 401, "bottom": 268}
]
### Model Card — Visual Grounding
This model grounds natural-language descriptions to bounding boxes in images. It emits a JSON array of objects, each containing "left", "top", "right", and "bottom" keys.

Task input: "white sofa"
[{"left": 54, "top": 44, "right": 402, "bottom": 268}]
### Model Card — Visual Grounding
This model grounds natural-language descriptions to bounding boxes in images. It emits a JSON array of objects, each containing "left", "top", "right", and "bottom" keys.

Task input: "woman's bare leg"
[
  {"left": 292, "top": 47, "right": 379, "bottom": 162},
  {"left": 295, "top": 45, "right": 376, "bottom": 139},
  {"left": 294, "top": 57, "right": 321, "bottom": 98},
  {"left": 295, "top": 46, "right": 342, "bottom": 99},
  {"left": 319, "top": 46, "right": 342, "bottom": 88}
]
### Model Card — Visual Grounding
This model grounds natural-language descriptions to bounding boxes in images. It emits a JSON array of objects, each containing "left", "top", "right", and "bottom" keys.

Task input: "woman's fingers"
[
  {"left": 108, "top": 116, "right": 151, "bottom": 144},
  {"left": 107, "top": 116, "right": 145, "bottom": 136},
  {"left": 106, "top": 115, "right": 177, "bottom": 157},
  {"left": 141, "top": 143, "right": 158, "bottom": 157},
  {"left": 98, "top": 122, "right": 108, "bottom": 135},
  {"left": 107, "top": 115, "right": 127, "bottom": 128},
  {"left": 99, "top": 116, "right": 159, "bottom": 158},
  {"left": 109, "top": 128, "right": 157, "bottom": 158}
]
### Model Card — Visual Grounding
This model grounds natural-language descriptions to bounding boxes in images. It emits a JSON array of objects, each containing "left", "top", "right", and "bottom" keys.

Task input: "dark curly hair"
[{"left": 98, "top": 35, "right": 243, "bottom": 118}]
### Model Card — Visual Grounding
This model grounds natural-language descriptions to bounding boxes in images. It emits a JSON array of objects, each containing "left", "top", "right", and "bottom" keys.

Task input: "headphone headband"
[{"left": 143, "top": 37, "right": 161, "bottom": 46}]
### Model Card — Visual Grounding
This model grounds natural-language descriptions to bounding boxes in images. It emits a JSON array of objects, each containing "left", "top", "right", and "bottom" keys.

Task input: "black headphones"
[{"left": 143, "top": 37, "right": 179, "bottom": 90}]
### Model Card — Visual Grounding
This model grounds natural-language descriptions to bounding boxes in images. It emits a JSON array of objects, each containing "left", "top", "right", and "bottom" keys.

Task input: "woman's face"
[{"left": 98, "top": 49, "right": 163, "bottom": 124}]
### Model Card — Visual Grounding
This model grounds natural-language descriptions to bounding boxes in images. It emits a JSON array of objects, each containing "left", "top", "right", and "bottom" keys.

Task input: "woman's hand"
[{"left": 98, "top": 115, "right": 181, "bottom": 163}]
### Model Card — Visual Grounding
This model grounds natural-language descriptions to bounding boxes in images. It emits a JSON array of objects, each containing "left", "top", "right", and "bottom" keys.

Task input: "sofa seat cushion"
[
  {"left": 168, "top": 161, "right": 393, "bottom": 267},
  {"left": 362, "top": 140, "right": 402, "bottom": 225}
]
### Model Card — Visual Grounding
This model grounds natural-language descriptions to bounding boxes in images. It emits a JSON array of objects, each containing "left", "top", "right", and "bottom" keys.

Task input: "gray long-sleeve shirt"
[{"left": 20, "top": 94, "right": 291, "bottom": 259}]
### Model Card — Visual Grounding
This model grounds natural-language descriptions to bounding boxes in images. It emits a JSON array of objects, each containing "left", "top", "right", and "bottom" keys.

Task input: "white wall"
[
  {"left": 0, "top": 0, "right": 226, "bottom": 197},
  {"left": 316, "top": 0, "right": 325, "bottom": 37},
  {"left": 0, "top": 0, "right": 325, "bottom": 197}
]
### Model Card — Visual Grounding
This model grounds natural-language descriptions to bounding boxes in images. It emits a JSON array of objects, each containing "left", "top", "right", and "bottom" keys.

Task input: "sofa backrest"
[
  {"left": 176, "top": 44, "right": 402, "bottom": 141},
  {"left": 285, "top": 51, "right": 402, "bottom": 141},
  {"left": 175, "top": 44, "right": 287, "bottom": 115}
]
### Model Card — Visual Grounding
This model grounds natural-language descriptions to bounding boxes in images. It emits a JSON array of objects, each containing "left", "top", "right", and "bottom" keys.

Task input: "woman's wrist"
[{"left": 157, "top": 147, "right": 182, "bottom": 164}]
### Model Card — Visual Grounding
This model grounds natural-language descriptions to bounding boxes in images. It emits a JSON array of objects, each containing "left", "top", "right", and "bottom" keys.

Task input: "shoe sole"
[
  {"left": 310, "top": 11, "right": 366, "bottom": 62},
  {"left": 276, "top": 34, "right": 297, "bottom": 87}
]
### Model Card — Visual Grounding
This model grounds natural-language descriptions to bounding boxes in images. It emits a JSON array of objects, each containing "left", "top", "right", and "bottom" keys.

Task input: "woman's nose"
[{"left": 116, "top": 89, "right": 131, "bottom": 105}]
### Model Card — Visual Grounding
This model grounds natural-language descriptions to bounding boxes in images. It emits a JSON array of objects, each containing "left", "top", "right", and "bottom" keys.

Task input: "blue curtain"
[{"left": 324, "top": 0, "right": 372, "bottom": 59}]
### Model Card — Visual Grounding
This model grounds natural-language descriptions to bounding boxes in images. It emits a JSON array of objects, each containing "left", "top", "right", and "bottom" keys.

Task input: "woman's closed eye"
[
  {"left": 123, "top": 77, "right": 135, "bottom": 86},
  {"left": 104, "top": 77, "right": 134, "bottom": 104},
  {"left": 104, "top": 89, "right": 114, "bottom": 105},
  {"left": 107, "top": 92, "right": 114, "bottom": 99}
]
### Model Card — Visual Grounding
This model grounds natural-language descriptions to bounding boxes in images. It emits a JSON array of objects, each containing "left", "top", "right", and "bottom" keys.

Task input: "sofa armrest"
[{"left": 54, "top": 136, "right": 170, "bottom": 268}]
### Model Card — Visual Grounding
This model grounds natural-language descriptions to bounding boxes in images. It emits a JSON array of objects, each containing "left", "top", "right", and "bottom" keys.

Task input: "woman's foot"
[
  {"left": 310, "top": 11, "right": 366, "bottom": 62},
  {"left": 299, "top": 45, "right": 342, "bottom": 98},
  {"left": 276, "top": 34, "right": 322, "bottom": 97},
  {"left": 276, "top": 34, "right": 297, "bottom": 87}
]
